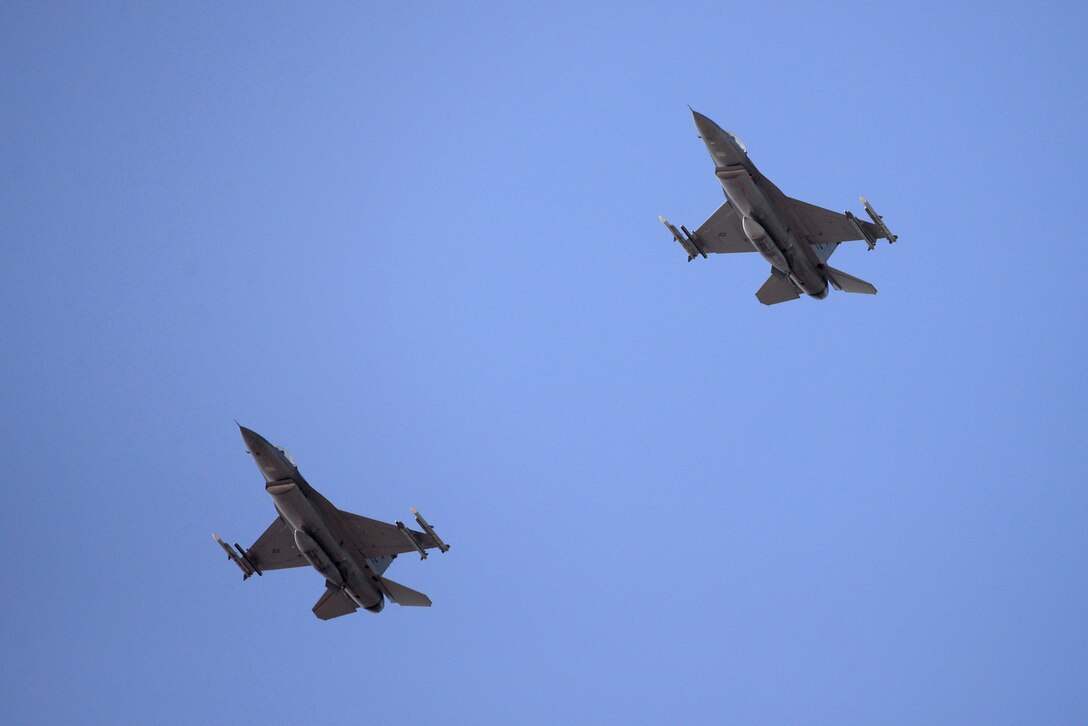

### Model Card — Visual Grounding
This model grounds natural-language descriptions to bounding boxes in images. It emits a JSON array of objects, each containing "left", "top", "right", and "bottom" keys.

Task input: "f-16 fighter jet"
[
  {"left": 660, "top": 109, "right": 898, "bottom": 305},
  {"left": 215, "top": 425, "right": 450, "bottom": 619}
]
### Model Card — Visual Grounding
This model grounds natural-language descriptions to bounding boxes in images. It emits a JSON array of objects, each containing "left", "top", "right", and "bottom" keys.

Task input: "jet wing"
[
  {"left": 693, "top": 201, "right": 755, "bottom": 253},
  {"left": 336, "top": 511, "right": 444, "bottom": 558},
  {"left": 784, "top": 197, "right": 883, "bottom": 244},
  {"left": 247, "top": 517, "right": 308, "bottom": 571}
]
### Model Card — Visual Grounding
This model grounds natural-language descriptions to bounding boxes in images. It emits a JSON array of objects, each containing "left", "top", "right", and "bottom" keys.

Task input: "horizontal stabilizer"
[
  {"left": 824, "top": 265, "right": 877, "bottom": 295},
  {"left": 380, "top": 577, "right": 432, "bottom": 607},
  {"left": 755, "top": 268, "right": 801, "bottom": 306},
  {"left": 313, "top": 584, "right": 359, "bottom": 620}
]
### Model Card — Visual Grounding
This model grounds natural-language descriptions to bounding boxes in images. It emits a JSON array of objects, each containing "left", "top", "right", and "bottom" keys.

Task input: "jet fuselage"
[
  {"left": 692, "top": 111, "right": 829, "bottom": 300},
  {"left": 239, "top": 426, "right": 385, "bottom": 612}
]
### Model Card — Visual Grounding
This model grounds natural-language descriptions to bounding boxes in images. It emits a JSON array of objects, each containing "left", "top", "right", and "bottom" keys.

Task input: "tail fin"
[
  {"left": 312, "top": 583, "right": 359, "bottom": 620},
  {"left": 379, "top": 577, "right": 432, "bottom": 607},
  {"left": 823, "top": 265, "right": 877, "bottom": 295},
  {"left": 755, "top": 268, "right": 801, "bottom": 306}
]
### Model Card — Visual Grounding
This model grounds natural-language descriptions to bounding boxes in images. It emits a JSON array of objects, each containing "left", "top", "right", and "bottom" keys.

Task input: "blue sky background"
[{"left": 3, "top": 2, "right": 1086, "bottom": 723}]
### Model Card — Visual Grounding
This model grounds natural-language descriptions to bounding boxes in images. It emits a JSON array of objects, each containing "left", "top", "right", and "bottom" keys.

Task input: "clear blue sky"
[{"left": 3, "top": 2, "right": 1086, "bottom": 723}]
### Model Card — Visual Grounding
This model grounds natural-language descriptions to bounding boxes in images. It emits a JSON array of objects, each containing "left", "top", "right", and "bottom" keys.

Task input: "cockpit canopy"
[
  {"left": 726, "top": 131, "right": 747, "bottom": 154},
  {"left": 276, "top": 446, "right": 297, "bottom": 467}
]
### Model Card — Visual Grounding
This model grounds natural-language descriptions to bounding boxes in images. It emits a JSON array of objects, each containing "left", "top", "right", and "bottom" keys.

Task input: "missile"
[
  {"left": 412, "top": 507, "right": 450, "bottom": 553},
  {"left": 844, "top": 210, "right": 878, "bottom": 251},
  {"left": 861, "top": 196, "right": 898, "bottom": 244},
  {"left": 214, "top": 533, "right": 258, "bottom": 579},
  {"left": 659, "top": 215, "right": 706, "bottom": 261},
  {"left": 396, "top": 520, "right": 429, "bottom": 560}
]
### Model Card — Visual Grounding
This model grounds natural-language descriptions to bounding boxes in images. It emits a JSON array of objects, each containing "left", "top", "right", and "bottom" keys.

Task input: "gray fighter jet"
[
  {"left": 660, "top": 109, "right": 898, "bottom": 305},
  {"left": 215, "top": 425, "right": 449, "bottom": 619}
]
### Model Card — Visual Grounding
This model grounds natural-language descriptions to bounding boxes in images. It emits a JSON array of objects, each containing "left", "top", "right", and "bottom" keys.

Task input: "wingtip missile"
[
  {"left": 659, "top": 215, "right": 705, "bottom": 261},
  {"left": 844, "top": 210, "right": 878, "bottom": 251},
  {"left": 860, "top": 196, "right": 898, "bottom": 244},
  {"left": 396, "top": 520, "right": 429, "bottom": 560},
  {"left": 412, "top": 507, "right": 450, "bottom": 553},
  {"left": 214, "top": 533, "right": 259, "bottom": 579}
]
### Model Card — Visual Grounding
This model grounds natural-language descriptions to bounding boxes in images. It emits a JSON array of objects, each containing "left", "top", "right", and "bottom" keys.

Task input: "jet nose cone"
[
  {"left": 690, "top": 108, "right": 719, "bottom": 138},
  {"left": 237, "top": 424, "right": 266, "bottom": 453}
]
